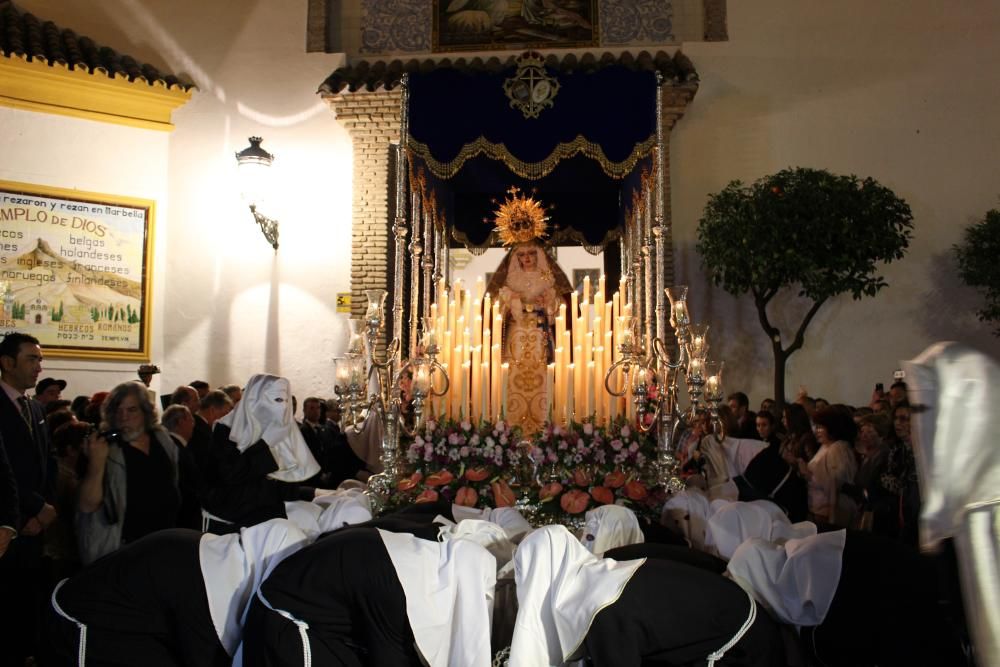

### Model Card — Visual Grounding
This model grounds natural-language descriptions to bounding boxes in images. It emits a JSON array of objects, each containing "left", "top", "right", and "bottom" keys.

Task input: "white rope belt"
[
  {"left": 256, "top": 588, "right": 312, "bottom": 667},
  {"left": 769, "top": 467, "right": 793, "bottom": 499},
  {"left": 201, "top": 508, "right": 235, "bottom": 533},
  {"left": 707, "top": 590, "right": 758, "bottom": 667},
  {"left": 51, "top": 578, "right": 87, "bottom": 667}
]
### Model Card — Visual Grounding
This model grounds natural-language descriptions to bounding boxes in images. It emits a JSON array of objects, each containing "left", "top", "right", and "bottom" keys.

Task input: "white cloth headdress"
[
  {"left": 216, "top": 374, "right": 319, "bottom": 482},
  {"left": 707, "top": 500, "right": 817, "bottom": 561},
  {"left": 726, "top": 529, "right": 846, "bottom": 627},
  {"left": 452, "top": 505, "right": 535, "bottom": 543},
  {"left": 379, "top": 528, "right": 497, "bottom": 667},
  {"left": 509, "top": 525, "right": 645, "bottom": 666},
  {"left": 661, "top": 488, "right": 715, "bottom": 550},
  {"left": 904, "top": 342, "right": 1000, "bottom": 666},
  {"left": 579, "top": 504, "right": 644, "bottom": 557},
  {"left": 439, "top": 518, "right": 516, "bottom": 570},
  {"left": 199, "top": 518, "right": 311, "bottom": 655}
]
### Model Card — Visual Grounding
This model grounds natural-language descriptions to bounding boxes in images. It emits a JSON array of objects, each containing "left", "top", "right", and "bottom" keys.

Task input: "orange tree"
[
  {"left": 954, "top": 207, "right": 1000, "bottom": 335},
  {"left": 696, "top": 167, "right": 913, "bottom": 405}
]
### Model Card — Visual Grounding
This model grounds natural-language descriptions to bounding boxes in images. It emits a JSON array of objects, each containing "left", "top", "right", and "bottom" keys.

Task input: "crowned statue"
[{"left": 486, "top": 188, "right": 574, "bottom": 434}]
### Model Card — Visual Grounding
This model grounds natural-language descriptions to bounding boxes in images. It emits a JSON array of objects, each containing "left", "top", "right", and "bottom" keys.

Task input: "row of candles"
[
  {"left": 421, "top": 273, "right": 651, "bottom": 425},
  {"left": 333, "top": 280, "right": 726, "bottom": 429}
]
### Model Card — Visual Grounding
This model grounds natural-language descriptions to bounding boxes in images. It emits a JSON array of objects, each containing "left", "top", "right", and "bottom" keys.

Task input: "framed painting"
[
  {"left": 0, "top": 180, "right": 154, "bottom": 360},
  {"left": 433, "top": 0, "right": 598, "bottom": 53}
]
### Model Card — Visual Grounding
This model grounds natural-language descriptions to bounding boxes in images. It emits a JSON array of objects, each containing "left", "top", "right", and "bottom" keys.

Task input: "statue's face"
[{"left": 515, "top": 246, "right": 538, "bottom": 271}]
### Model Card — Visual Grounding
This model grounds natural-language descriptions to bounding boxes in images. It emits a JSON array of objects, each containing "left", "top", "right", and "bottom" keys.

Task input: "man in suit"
[
  {"left": 0, "top": 332, "right": 57, "bottom": 663},
  {"left": 727, "top": 391, "right": 759, "bottom": 439},
  {"left": 162, "top": 404, "right": 202, "bottom": 530}
]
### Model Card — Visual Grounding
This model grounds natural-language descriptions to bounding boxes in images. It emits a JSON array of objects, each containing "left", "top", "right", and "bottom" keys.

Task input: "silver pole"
[
  {"left": 409, "top": 189, "right": 422, "bottom": 358},
  {"left": 654, "top": 74, "right": 668, "bottom": 346}
]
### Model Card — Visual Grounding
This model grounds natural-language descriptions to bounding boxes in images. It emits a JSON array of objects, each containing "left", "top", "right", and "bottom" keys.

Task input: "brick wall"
[{"left": 322, "top": 88, "right": 402, "bottom": 331}]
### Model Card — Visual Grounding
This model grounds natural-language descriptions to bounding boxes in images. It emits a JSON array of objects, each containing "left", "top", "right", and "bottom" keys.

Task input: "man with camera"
[{"left": 77, "top": 380, "right": 180, "bottom": 564}]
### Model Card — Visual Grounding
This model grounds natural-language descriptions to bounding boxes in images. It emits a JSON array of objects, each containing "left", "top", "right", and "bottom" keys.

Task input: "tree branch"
[{"left": 785, "top": 297, "right": 827, "bottom": 357}]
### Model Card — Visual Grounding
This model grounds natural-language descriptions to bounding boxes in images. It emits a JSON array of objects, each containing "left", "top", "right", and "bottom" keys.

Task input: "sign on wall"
[{"left": 0, "top": 181, "right": 154, "bottom": 360}]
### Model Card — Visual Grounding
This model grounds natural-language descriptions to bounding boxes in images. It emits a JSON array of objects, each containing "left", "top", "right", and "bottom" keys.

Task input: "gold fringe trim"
[{"left": 408, "top": 133, "right": 656, "bottom": 181}]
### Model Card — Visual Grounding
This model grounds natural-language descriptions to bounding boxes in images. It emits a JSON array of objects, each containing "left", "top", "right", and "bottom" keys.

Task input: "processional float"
[{"left": 332, "top": 72, "right": 723, "bottom": 513}]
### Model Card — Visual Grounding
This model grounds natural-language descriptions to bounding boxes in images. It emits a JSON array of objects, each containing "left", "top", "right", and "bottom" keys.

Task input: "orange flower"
[
  {"left": 455, "top": 486, "right": 478, "bottom": 507},
  {"left": 603, "top": 470, "right": 626, "bottom": 489},
  {"left": 591, "top": 486, "right": 615, "bottom": 505},
  {"left": 539, "top": 482, "right": 564, "bottom": 501},
  {"left": 572, "top": 467, "right": 593, "bottom": 487},
  {"left": 560, "top": 489, "right": 590, "bottom": 514},
  {"left": 396, "top": 472, "right": 423, "bottom": 492},
  {"left": 415, "top": 488, "right": 439, "bottom": 503},
  {"left": 491, "top": 479, "right": 516, "bottom": 507},
  {"left": 425, "top": 470, "right": 454, "bottom": 487},
  {"left": 625, "top": 480, "right": 648, "bottom": 501},
  {"left": 464, "top": 466, "right": 489, "bottom": 482}
]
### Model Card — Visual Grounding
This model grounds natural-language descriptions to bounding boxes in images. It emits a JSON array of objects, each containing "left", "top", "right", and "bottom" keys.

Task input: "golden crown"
[{"left": 493, "top": 187, "right": 549, "bottom": 246}]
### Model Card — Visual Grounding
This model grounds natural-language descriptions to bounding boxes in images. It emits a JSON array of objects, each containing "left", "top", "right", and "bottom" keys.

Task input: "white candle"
[
  {"left": 546, "top": 363, "right": 555, "bottom": 423},
  {"left": 460, "top": 361, "right": 470, "bottom": 421},
  {"left": 587, "top": 361, "right": 596, "bottom": 419},
  {"left": 566, "top": 364, "right": 575, "bottom": 424},
  {"left": 471, "top": 345, "right": 482, "bottom": 422},
  {"left": 500, "top": 363, "right": 509, "bottom": 419}
]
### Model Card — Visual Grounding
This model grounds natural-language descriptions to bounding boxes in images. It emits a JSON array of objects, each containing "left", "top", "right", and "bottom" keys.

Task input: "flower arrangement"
[
  {"left": 390, "top": 415, "right": 666, "bottom": 524},
  {"left": 391, "top": 418, "right": 525, "bottom": 510},
  {"left": 528, "top": 418, "right": 665, "bottom": 522}
]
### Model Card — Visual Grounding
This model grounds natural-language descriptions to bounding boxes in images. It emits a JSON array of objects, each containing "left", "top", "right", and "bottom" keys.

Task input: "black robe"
[
  {"left": 242, "top": 526, "right": 422, "bottom": 667},
  {"left": 803, "top": 531, "right": 966, "bottom": 667},
  {"left": 200, "top": 422, "right": 311, "bottom": 528},
  {"left": 584, "top": 559, "right": 785, "bottom": 667},
  {"left": 42, "top": 528, "right": 228, "bottom": 667}
]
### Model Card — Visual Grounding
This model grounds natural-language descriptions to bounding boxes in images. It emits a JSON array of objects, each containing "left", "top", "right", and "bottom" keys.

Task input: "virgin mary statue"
[{"left": 485, "top": 189, "right": 573, "bottom": 434}]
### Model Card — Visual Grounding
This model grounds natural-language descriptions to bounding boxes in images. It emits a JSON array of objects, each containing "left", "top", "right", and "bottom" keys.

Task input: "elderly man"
[
  {"left": 0, "top": 332, "right": 56, "bottom": 663},
  {"left": 163, "top": 404, "right": 203, "bottom": 530},
  {"left": 77, "top": 381, "right": 180, "bottom": 564}
]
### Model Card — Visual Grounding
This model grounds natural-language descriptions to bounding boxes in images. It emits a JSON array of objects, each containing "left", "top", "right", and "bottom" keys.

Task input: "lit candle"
[
  {"left": 688, "top": 357, "right": 703, "bottom": 378},
  {"left": 500, "top": 363, "right": 510, "bottom": 419},
  {"left": 547, "top": 363, "right": 555, "bottom": 422},
  {"left": 587, "top": 361, "right": 596, "bottom": 419},
  {"left": 491, "top": 343, "right": 502, "bottom": 418},
  {"left": 481, "top": 362, "right": 490, "bottom": 423},
  {"left": 471, "top": 345, "right": 482, "bottom": 422},
  {"left": 554, "top": 346, "right": 564, "bottom": 418},
  {"left": 475, "top": 275, "right": 484, "bottom": 302},
  {"left": 460, "top": 361, "right": 470, "bottom": 421},
  {"left": 583, "top": 275, "right": 591, "bottom": 303},
  {"left": 566, "top": 364, "right": 575, "bottom": 423}
]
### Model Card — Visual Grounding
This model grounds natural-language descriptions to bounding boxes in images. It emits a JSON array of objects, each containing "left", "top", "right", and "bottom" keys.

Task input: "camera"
[{"left": 99, "top": 429, "right": 123, "bottom": 446}]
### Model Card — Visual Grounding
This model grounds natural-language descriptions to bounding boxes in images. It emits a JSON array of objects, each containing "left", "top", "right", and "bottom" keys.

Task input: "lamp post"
[{"left": 235, "top": 136, "right": 279, "bottom": 250}]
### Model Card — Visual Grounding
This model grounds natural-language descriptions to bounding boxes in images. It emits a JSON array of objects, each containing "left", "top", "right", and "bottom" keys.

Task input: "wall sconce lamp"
[{"left": 235, "top": 136, "right": 279, "bottom": 250}]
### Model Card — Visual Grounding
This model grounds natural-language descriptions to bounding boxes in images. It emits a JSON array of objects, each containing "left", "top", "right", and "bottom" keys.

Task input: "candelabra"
[
  {"left": 605, "top": 285, "right": 726, "bottom": 492},
  {"left": 335, "top": 292, "right": 450, "bottom": 511}
]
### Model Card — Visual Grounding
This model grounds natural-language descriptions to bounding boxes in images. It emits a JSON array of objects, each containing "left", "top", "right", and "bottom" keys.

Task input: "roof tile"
[{"left": 0, "top": 0, "right": 193, "bottom": 90}]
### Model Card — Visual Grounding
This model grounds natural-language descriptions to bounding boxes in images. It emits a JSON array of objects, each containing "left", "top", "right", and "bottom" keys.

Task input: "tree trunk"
[{"left": 772, "top": 343, "right": 788, "bottom": 412}]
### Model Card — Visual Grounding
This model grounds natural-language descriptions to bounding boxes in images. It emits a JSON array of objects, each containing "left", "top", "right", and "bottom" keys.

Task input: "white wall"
[
  {"left": 14, "top": 0, "right": 354, "bottom": 409},
  {"left": 670, "top": 0, "right": 1000, "bottom": 407},
  {"left": 0, "top": 107, "right": 169, "bottom": 401},
  {"left": 10, "top": 0, "right": 1000, "bottom": 411}
]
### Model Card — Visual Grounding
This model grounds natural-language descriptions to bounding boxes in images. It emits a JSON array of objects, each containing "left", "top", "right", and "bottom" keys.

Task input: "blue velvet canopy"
[{"left": 406, "top": 63, "right": 658, "bottom": 252}]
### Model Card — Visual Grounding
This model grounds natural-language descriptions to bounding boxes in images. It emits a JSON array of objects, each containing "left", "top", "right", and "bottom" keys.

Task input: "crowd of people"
[
  {"left": 0, "top": 330, "right": 982, "bottom": 666},
  {"left": 0, "top": 332, "right": 378, "bottom": 665},
  {"left": 674, "top": 384, "right": 923, "bottom": 546}
]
